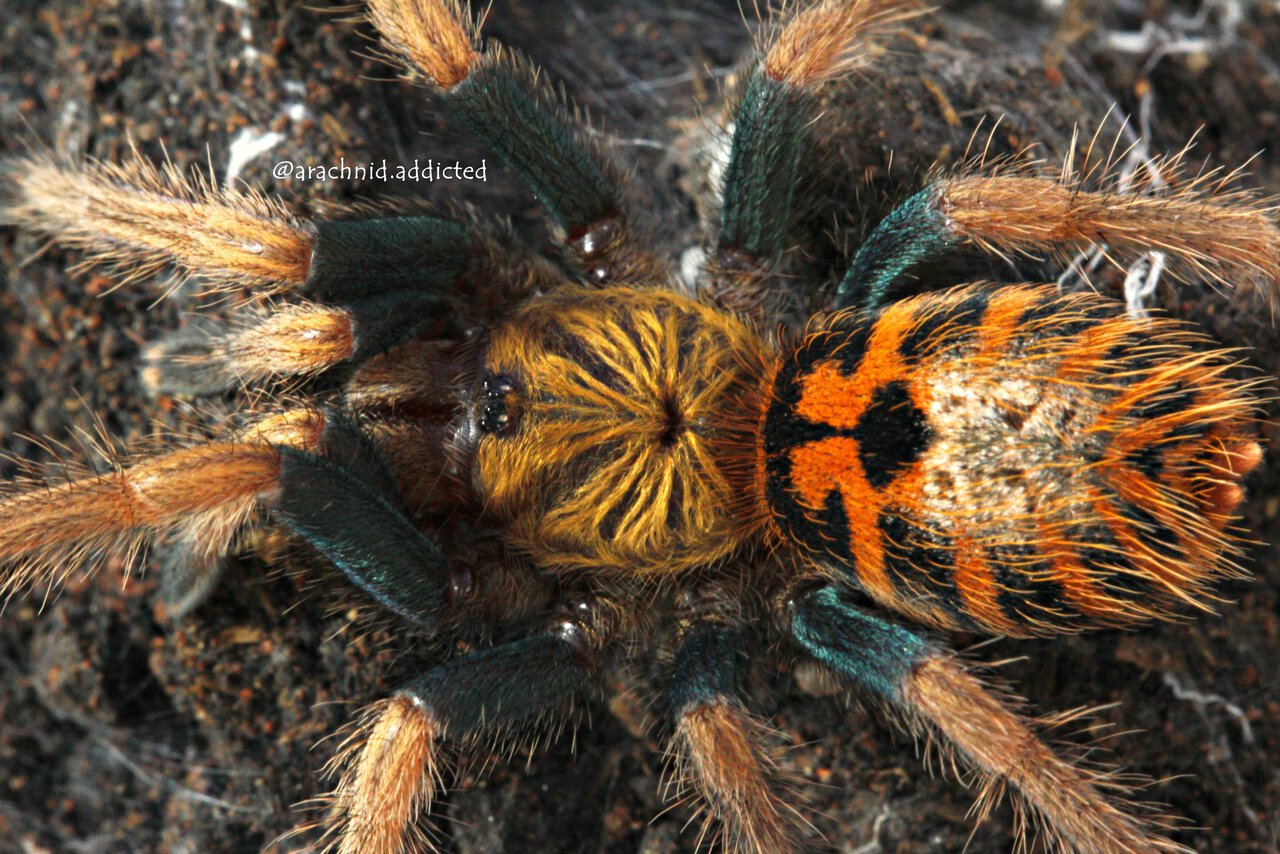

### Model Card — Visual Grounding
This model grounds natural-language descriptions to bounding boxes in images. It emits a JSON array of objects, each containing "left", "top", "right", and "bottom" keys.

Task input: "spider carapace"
[
  {"left": 0, "top": 0, "right": 1275, "bottom": 852},
  {"left": 469, "top": 286, "right": 768, "bottom": 575}
]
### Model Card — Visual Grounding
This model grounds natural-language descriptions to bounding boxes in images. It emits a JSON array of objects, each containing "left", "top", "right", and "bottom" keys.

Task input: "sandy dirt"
[{"left": 1, "top": 1, "right": 1277, "bottom": 852}]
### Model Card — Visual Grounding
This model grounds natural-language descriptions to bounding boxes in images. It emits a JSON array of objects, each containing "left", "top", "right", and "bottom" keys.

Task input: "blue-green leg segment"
[
  {"left": 394, "top": 597, "right": 616, "bottom": 737},
  {"left": 448, "top": 64, "right": 618, "bottom": 242},
  {"left": 790, "top": 587, "right": 1176, "bottom": 851},
  {"left": 717, "top": 70, "right": 811, "bottom": 263},
  {"left": 662, "top": 620, "right": 800, "bottom": 849},
  {"left": 272, "top": 420, "right": 449, "bottom": 627},
  {"left": 788, "top": 584, "right": 932, "bottom": 701},
  {"left": 443, "top": 59, "right": 661, "bottom": 283},
  {"left": 396, "top": 628, "right": 598, "bottom": 739},
  {"left": 343, "top": 289, "right": 447, "bottom": 364},
  {"left": 706, "top": 70, "right": 813, "bottom": 311},
  {"left": 307, "top": 411, "right": 408, "bottom": 504},
  {"left": 666, "top": 623, "right": 750, "bottom": 715},
  {"left": 142, "top": 287, "right": 446, "bottom": 397},
  {"left": 833, "top": 185, "right": 960, "bottom": 312},
  {"left": 146, "top": 213, "right": 511, "bottom": 396},
  {"left": 304, "top": 216, "right": 474, "bottom": 300}
]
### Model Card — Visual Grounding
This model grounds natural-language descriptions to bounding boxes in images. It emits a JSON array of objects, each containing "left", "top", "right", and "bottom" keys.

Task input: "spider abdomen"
[
  {"left": 763, "top": 284, "right": 1262, "bottom": 637},
  {"left": 475, "top": 287, "right": 772, "bottom": 575}
]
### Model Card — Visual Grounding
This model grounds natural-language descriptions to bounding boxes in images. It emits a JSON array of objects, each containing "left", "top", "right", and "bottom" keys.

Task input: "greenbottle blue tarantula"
[{"left": 1, "top": 0, "right": 1276, "bottom": 852}]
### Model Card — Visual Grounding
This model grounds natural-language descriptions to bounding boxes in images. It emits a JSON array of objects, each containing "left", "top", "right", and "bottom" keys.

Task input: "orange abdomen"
[{"left": 762, "top": 284, "right": 1263, "bottom": 637}]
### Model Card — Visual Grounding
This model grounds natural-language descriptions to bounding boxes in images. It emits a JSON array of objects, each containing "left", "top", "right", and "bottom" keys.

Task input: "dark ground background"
[{"left": 1, "top": 0, "right": 1278, "bottom": 852}]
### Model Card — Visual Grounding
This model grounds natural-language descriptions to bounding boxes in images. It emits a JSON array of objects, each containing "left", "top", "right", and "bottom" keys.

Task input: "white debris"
[
  {"left": 1163, "top": 671, "right": 1256, "bottom": 746},
  {"left": 679, "top": 246, "right": 706, "bottom": 292},
  {"left": 225, "top": 127, "right": 284, "bottom": 187},
  {"left": 239, "top": 17, "right": 259, "bottom": 63},
  {"left": 1123, "top": 251, "right": 1166, "bottom": 317}
]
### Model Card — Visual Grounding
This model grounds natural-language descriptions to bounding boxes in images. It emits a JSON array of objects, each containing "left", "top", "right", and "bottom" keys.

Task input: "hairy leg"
[
  {"left": 836, "top": 151, "right": 1280, "bottom": 310},
  {"left": 0, "top": 153, "right": 488, "bottom": 298},
  {"left": 0, "top": 408, "right": 321, "bottom": 600},
  {"left": 0, "top": 151, "right": 554, "bottom": 392},
  {"left": 704, "top": 0, "right": 923, "bottom": 316},
  {"left": 268, "top": 414, "right": 461, "bottom": 625},
  {"left": 367, "top": 0, "right": 667, "bottom": 284},
  {"left": 662, "top": 619, "right": 804, "bottom": 854},
  {"left": 143, "top": 291, "right": 452, "bottom": 393},
  {"left": 0, "top": 406, "right": 475, "bottom": 625},
  {"left": 787, "top": 582, "right": 1190, "bottom": 854},
  {"left": 321, "top": 596, "right": 617, "bottom": 854}
]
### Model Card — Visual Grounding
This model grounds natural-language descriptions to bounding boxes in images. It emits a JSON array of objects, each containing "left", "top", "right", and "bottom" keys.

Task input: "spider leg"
[
  {"left": 148, "top": 215, "right": 555, "bottom": 395},
  {"left": 787, "top": 582, "right": 1191, "bottom": 854},
  {"left": 325, "top": 598, "right": 615, "bottom": 854},
  {"left": 276, "top": 409, "right": 553, "bottom": 630},
  {"left": 143, "top": 290, "right": 453, "bottom": 394},
  {"left": 0, "top": 406, "right": 461, "bottom": 620},
  {"left": 836, "top": 160, "right": 1280, "bottom": 310},
  {"left": 0, "top": 416, "right": 318, "bottom": 601},
  {"left": 0, "top": 154, "right": 487, "bottom": 298},
  {"left": 663, "top": 621, "right": 803, "bottom": 854},
  {"left": 2, "top": 153, "right": 550, "bottom": 391},
  {"left": 705, "top": 0, "right": 922, "bottom": 316},
  {"left": 270, "top": 432, "right": 455, "bottom": 626},
  {"left": 833, "top": 186, "right": 957, "bottom": 310},
  {"left": 367, "top": 0, "right": 665, "bottom": 284},
  {"left": 302, "top": 216, "right": 475, "bottom": 300}
]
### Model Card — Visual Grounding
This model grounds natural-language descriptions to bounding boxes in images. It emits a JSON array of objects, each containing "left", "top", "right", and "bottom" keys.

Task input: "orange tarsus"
[
  {"left": 0, "top": 153, "right": 314, "bottom": 294},
  {"left": 0, "top": 408, "right": 338, "bottom": 601},
  {"left": 367, "top": 0, "right": 481, "bottom": 89},
  {"left": 668, "top": 701, "right": 805, "bottom": 854},
  {"left": 0, "top": 444, "right": 282, "bottom": 553},
  {"left": 904, "top": 654, "right": 1191, "bottom": 854},
  {"left": 940, "top": 170, "right": 1280, "bottom": 295},
  {"left": 326, "top": 696, "right": 444, "bottom": 854},
  {"left": 764, "top": 0, "right": 924, "bottom": 89},
  {"left": 220, "top": 304, "right": 357, "bottom": 380}
]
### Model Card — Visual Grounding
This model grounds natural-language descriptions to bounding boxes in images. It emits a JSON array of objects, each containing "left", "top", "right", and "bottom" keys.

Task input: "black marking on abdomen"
[
  {"left": 1125, "top": 444, "right": 1166, "bottom": 479},
  {"left": 852, "top": 381, "right": 932, "bottom": 489},
  {"left": 1117, "top": 500, "right": 1184, "bottom": 559},
  {"left": 987, "top": 543, "right": 1077, "bottom": 628},
  {"left": 1072, "top": 524, "right": 1152, "bottom": 597},
  {"left": 1131, "top": 380, "right": 1199, "bottom": 423},
  {"left": 878, "top": 512, "right": 966, "bottom": 624},
  {"left": 818, "top": 489, "right": 853, "bottom": 568},
  {"left": 1099, "top": 338, "right": 1164, "bottom": 385},
  {"left": 898, "top": 290, "right": 990, "bottom": 365},
  {"left": 765, "top": 447, "right": 816, "bottom": 548},
  {"left": 1017, "top": 292, "right": 1111, "bottom": 338}
]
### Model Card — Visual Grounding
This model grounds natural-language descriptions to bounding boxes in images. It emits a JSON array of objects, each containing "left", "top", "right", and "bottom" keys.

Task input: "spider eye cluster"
[{"left": 478, "top": 373, "right": 520, "bottom": 436}]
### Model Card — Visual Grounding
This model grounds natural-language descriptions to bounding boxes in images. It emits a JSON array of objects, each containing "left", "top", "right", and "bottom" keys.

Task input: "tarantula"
[{"left": 1, "top": 0, "right": 1277, "bottom": 851}]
